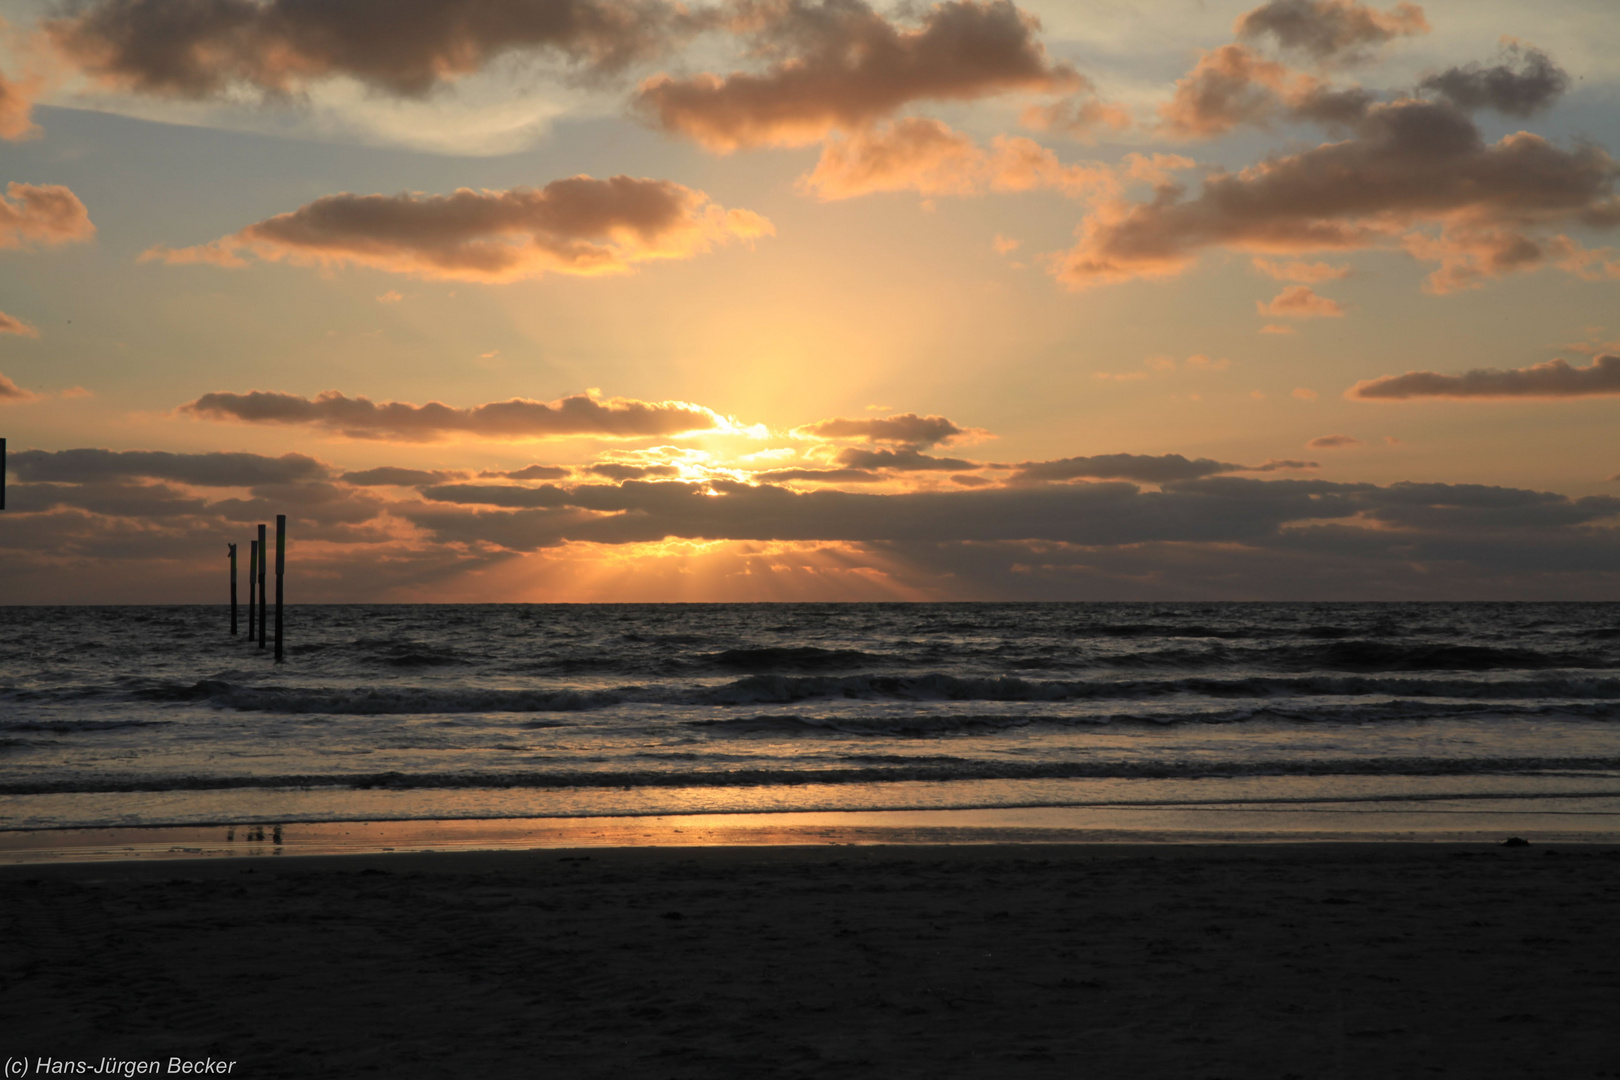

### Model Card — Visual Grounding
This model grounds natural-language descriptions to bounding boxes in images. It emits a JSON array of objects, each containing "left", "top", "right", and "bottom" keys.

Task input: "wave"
[
  {"left": 4, "top": 755, "right": 1617, "bottom": 796},
  {"left": 67, "top": 670, "right": 1620, "bottom": 715}
]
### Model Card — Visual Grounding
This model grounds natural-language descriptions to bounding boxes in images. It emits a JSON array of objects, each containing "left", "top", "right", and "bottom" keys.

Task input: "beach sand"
[{"left": 3, "top": 843, "right": 1618, "bottom": 1078}]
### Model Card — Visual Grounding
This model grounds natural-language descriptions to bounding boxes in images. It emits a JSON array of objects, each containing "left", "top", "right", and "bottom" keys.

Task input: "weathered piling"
[
  {"left": 247, "top": 539, "right": 258, "bottom": 641},
  {"left": 229, "top": 543, "right": 238, "bottom": 635},
  {"left": 257, "top": 523, "right": 267, "bottom": 650},
  {"left": 274, "top": 514, "right": 286, "bottom": 663}
]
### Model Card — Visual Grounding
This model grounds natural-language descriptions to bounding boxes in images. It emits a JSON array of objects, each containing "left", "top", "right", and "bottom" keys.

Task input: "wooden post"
[
  {"left": 229, "top": 543, "right": 238, "bottom": 636},
  {"left": 274, "top": 514, "right": 286, "bottom": 663},
  {"left": 247, "top": 539, "right": 258, "bottom": 641},
  {"left": 257, "top": 523, "right": 267, "bottom": 650}
]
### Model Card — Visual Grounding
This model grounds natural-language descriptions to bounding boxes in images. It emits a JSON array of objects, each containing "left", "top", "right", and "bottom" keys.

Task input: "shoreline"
[{"left": 5, "top": 803, "right": 1620, "bottom": 864}]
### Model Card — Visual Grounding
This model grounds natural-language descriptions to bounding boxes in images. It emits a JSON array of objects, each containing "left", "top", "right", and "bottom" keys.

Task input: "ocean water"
[{"left": 3, "top": 602, "right": 1620, "bottom": 833}]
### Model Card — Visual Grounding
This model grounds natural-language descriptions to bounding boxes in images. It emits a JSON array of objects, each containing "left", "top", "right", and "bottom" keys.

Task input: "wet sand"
[{"left": 3, "top": 843, "right": 1618, "bottom": 1078}]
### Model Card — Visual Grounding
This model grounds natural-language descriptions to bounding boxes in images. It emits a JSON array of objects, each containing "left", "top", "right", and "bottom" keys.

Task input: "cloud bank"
[
  {"left": 144, "top": 175, "right": 772, "bottom": 282},
  {"left": 45, "top": 0, "right": 711, "bottom": 98},
  {"left": 1350, "top": 354, "right": 1620, "bottom": 400},
  {"left": 634, "top": 0, "right": 1080, "bottom": 151},
  {"left": 179, "top": 389, "right": 735, "bottom": 441}
]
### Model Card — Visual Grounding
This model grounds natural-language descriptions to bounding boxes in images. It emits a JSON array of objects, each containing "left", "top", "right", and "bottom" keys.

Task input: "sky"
[{"left": 0, "top": 0, "right": 1617, "bottom": 603}]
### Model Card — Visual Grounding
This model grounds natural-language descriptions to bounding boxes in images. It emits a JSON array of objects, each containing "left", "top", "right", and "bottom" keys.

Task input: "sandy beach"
[{"left": 4, "top": 842, "right": 1618, "bottom": 1078}]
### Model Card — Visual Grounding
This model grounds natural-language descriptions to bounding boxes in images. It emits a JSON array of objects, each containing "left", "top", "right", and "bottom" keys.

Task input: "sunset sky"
[{"left": 1, "top": 0, "right": 1617, "bottom": 602}]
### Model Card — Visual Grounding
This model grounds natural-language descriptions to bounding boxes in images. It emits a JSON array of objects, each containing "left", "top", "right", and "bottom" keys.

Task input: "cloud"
[
  {"left": 9, "top": 448, "right": 330, "bottom": 485},
  {"left": 796, "top": 118, "right": 1114, "bottom": 201},
  {"left": 1349, "top": 353, "right": 1620, "bottom": 400},
  {"left": 1260, "top": 323, "right": 1296, "bottom": 335},
  {"left": 585, "top": 461, "right": 680, "bottom": 480},
  {"left": 754, "top": 467, "right": 883, "bottom": 484},
  {"left": 834, "top": 447, "right": 980, "bottom": 472},
  {"left": 143, "top": 175, "right": 771, "bottom": 282},
  {"left": 0, "top": 183, "right": 96, "bottom": 250},
  {"left": 1007, "top": 452, "right": 1313, "bottom": 483},
  {"left": 1054, "top": 96, "right": 1620, "bottom": 292},
  {"left": 1307, "top": 433, "right": 1362, "bottom": 448},
  {"left": 1253, "top": 257, "right": 1350, "bottom": 282},
  {"left": 0, "top": 310, "right": 39, "bottom": 337},
  {"left": 633, "top": 0, "right": 1081, "bottom": 151},
  {"left": 993, "top": 233, "right": 1019, "bottom": 254},
  {"left": 1258, "top": 284, "right": 1345, "bottom": 318},
  {"left": 180, "top": 389, "right": 734, "bottom": 442},
  {"left": 794, "top": 412, "right": 983, "bottom": 448},
  {"left": 44, "top": 0, "right": 711, "bottom": 99},
  {"left": 0, "top": 64, "right": 42, "bottom": 141},
  {"left": 1419, "top": 42, "right": 1569, "bottom": 117},
  {"left": 1019, "top": 84, "right": 1133, "bottom": 141},
  {"left": 1234, "top": 0, "right": 1428, "bottom": 64},
  {"left": 497, "top": 464, "right": 573, "bottom": 480},
  {"left": 340, "top": 466, "right": 463, "bottom": 487},
  {"left": 1158, "top": 44, "right": 1298, "bottom": 139},
  {"left": 1293, "top": 387, "right": 1319, "bottom": 400},
  {"left": 375, "top": 290, "right": 403, "bottom": 304},
  {"left": 0, "top": 370, "right": 41, "bottom": 403}
]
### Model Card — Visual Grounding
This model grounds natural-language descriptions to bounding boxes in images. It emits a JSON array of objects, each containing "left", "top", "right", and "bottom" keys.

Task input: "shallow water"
[{"left": 2, "top": 602, "right": 1618, "bottom": 830}]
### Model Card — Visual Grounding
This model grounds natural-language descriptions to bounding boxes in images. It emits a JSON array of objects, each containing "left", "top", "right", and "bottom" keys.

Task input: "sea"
[{"left": 3, "top": 602, "right": 1620, "bottom": 841}]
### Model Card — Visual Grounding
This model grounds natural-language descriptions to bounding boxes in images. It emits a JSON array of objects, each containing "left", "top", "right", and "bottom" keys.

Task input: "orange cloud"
[
  {"left": 1253, "top": 257, "right": 1350, "bottom": 282},
  {"left": 0, "top": 65, "right": 42, "bottom": 141},
  {"left": 1307, "top": 433, "right": 1361, "bottom": 448},
  {"left": 1234, "top": 0, "right": 1427, "bottom": 64},
  {"left": 1019, "top": 84, "right": 1133, "bottom": 141},
  {"left": 797, "top": 118, "right": 1114, "bottom": 201},
  {"left": 142, "top": 175, "right": 771, "bottom": 282},
  {"left": 0, "top": 370, "right": 41, "bottom": 402},
  {"left": 794, "top": 412, "right": 985, "bottom": 448},
  {"left": 45, "top": 0, "right": 709, "bottom": 98},
  {"left": 1258, "top": 285, "right": 1345, "bottom": 318},
  {"left": 1054, "top": 97, "right": 1619, "bottom": 291},
  {"left": 180, "top": 389, "right": 739, "bottom": 442},
  {"left": 1348, "top": 354, "right": 1620, "bottom": 400},
  {"left": 1158, "top": 44, "right": 1298, "bottom": 138},
  {"left": 633, "top": 0, "right": 1081, "bottom": 151},
  {"left": 1260, "top": 323, "right": 1296, "bottom": 334},
  {"left": 0, "top": 310, "right": 39, "bottom": 337},
  {"left": 0, "top": 182, "right": 95, "bottom": 250}
]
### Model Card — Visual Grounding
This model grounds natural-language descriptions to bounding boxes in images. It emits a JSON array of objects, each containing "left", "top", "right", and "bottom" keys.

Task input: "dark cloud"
[
  {"left": 1419, "top": 43, "right": 1569, "bottom": 117},
  {"left": 1349, "top": 354, "right": 1620, "bottom": 400},
  {"left": 634, "top": 0, "right": 1081, "bottom": 150},
  {"left": 1007, "top": 452, "right": 1314, "bottom": 483},
  {"left": 5, "top": 480, "right": 212, "bottom": 518},
  {"left": 180, "top": 389, "right": 727, "bottom": 442},
  {"left": 585, "top": 461, "right": 680, "bottom": 480},
  {"left": 0, "top": 182, "right": 96, "bottom": 250},
  {"left": 1307, "top": 434, "right": 1361, "bottom": 448},
  {"left": 834, "top": 447, "right": 980, "bottom": 471},
  {"left": 395, "top": 474, "right": 1620, "bottom": 556},
  {"left": 5, "top": 446, "right": 1617, "bottom": 599},
  {"left": 1058, "top": 97, "right": 1620, "bottom": 293},
  {"left": 143, "top": 175, "right": 771, "bottom": 282},
  {"left": 1234, "top": 0, "right": 1428, "bottom": 63},
  {"left": 340, "top": 466, "right": 462, "bottom": 486},
  {"left": 753, "top": 467, "right": 883, "bottom": 483},
  {"left": 45, "top": 0, "right": 713, "bottom": 99},
  {"left": 10, "top": 448, "right": 330, "bottom": 486},
  {"left": 495, "top": 464, "right": 572, "bottom": 480},
  {"left": 795, "top": 412, "right": 979, "bottom": 448}
]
